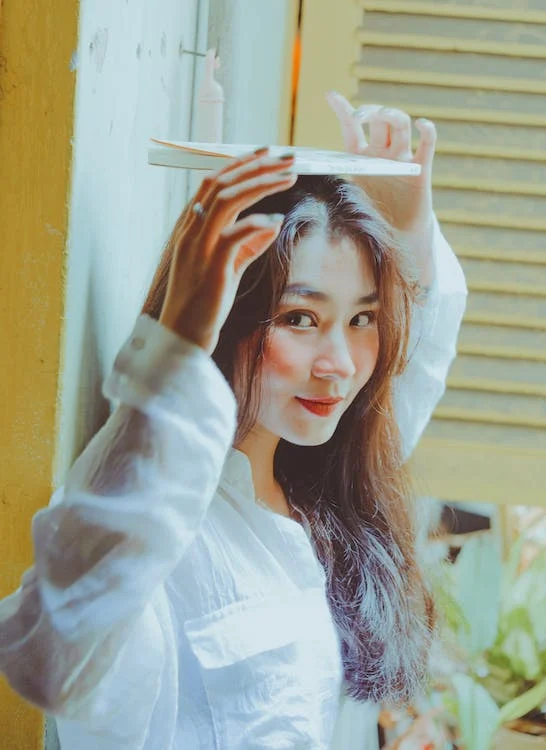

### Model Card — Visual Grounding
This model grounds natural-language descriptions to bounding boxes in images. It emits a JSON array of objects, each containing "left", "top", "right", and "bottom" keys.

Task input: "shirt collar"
[
  {"left": 220, "top": 447, "right": 256, "bottom": 500},
  {"left": 219, "top": 447, "right": 314, "bottom": 541}
]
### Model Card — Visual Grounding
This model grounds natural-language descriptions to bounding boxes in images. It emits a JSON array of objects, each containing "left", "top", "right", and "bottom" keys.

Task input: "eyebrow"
[{"left": 281, "top": 284, "right": 379, "bottom": 306}]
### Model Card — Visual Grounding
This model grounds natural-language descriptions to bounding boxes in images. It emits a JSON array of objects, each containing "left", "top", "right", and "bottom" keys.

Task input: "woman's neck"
[{"left": 235, "top": 426, "right": 290, "bottom": 517}]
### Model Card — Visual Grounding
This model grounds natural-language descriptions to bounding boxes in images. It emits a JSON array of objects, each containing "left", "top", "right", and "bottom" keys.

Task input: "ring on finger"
[{"left": 192, "top": 201, "right": 206, "bottom": 218}]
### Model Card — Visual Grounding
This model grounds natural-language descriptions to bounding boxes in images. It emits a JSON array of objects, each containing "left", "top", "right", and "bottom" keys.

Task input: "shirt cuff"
[
  {"left": 417, "top": 215, "right": 468, "bottom": 342},
  {"left": 429, "top": 214, "right": 468, "bottom": 296},
  {"left": 103, "top": 314, "right": 237, "bottom": 429}
]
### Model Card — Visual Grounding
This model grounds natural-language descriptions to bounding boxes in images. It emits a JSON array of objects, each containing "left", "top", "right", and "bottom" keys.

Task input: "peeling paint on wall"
[{"left": 89, "top": 27, "right": 108, "bottom": 73}]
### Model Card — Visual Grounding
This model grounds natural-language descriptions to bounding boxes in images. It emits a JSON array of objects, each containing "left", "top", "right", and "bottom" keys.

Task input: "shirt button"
[{"left": 131, "top": 336, "right": 145, "bottom": 351}]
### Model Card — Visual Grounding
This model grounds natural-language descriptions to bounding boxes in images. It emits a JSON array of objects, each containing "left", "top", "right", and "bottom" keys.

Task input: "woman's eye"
[
  {"left": 282, "top": 312, "right": 316, "bottom": 328},
  {"left": 353, "top": 311, "right": 376, "bottom": 327},
  {"left": 277, "top": 310, "right": 376, "bottom": 329}
]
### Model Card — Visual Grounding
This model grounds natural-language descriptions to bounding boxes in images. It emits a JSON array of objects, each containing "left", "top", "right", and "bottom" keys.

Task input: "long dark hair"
[{"left": 141, "top": 175, "right": 435, "bottom": 705}]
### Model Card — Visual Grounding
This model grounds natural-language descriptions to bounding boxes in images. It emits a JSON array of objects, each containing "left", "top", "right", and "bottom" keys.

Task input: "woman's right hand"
[{"left": 159, "top": 148, "right": 297, "bottom": 354}]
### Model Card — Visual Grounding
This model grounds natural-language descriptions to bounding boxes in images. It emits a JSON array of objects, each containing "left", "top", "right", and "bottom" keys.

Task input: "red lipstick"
[{"left": 295, "top": 397, "right": 343, "bottom": 417}]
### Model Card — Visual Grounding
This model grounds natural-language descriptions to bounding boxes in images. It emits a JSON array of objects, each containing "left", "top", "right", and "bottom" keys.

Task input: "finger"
[
  {"left": 214, "top": 215, "right": 283, "bottom": 275},
  {"left": 190, "top": 218, "right": 282, "bottom": 352},
  {"left": 368, "top": 112, "right": 390, "bottom": 149},
  {"left": 192, "top": 148, "right": 271, "bottom": 205},
  {"left": 184, "top": 147, "right": 276, "bottom": 233},
  {"left": 414, "top": 118, "right": 437, "bottom": 173},
  {"left": 201, "top": 172, "right": 296, "bottom": 253},
  {"left": 215, "top": 145, "right": 271, "bottom": 178},
  {"left": 188, "top": 152, "right": 295, "bottom": 234},
  {"left": 353, "top": 103, "right": 384, "bottom": 123},
  {"left": 213, "top": 152, "right": 295, "bottom": 193},
  {"left": 377, "top": 108, "right": 413, "bottom": 158},
  {"left": 325, "top": 91, "right": 367, "bottom": 153},
  {"left": 237, "top": 228, "right": 280, "bottom": 274}
]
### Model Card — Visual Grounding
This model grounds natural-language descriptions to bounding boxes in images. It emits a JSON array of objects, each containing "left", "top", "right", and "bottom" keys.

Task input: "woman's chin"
[
  {"left": 296, "top": 435, "right": 333, "bottom": 447},
  {"left": 282, "top": 423, "right": 338, "bottom": 447}
]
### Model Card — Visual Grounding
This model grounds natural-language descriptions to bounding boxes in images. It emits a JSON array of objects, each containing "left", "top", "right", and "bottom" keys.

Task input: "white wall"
[
  {"left": 54, "top": 0, "right": 207, "bottom": 483},
  {"left": 207, "top": 0, "right": 294, "bottom": 145}
]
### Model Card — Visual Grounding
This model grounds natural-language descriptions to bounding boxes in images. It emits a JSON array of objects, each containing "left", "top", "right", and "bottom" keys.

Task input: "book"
[{"left": 148, "top": 138, "right": 421, "bottom": 176}]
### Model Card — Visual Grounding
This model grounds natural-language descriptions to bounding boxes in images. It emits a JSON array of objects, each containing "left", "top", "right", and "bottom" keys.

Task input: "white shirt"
[{"left": 0, "top": 219, "right": 467, "bottom": 749}]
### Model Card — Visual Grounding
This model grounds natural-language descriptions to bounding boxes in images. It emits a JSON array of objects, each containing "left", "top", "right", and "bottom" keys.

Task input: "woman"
[{"left": 0, "top": 98, "right": 467, "bottom": 749}]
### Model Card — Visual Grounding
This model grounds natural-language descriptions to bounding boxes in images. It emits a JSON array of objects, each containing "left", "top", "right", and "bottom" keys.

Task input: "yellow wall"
[{"left": 0, "top": 0, "right": 79, "bottom": 746}]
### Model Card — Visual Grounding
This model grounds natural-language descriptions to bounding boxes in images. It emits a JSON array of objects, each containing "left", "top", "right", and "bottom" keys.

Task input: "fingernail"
[
  {"left": 254, "top": 146, "right": 269, "bottom": 155},
  {"left": 279, "top": 152, "right": 294, "bottom": 160},
  {"left": 268, "top": 213, "right": 285, "bottom": 223},
  {"left": 280, "top": 170, "right": 296, "bottom": 177}
]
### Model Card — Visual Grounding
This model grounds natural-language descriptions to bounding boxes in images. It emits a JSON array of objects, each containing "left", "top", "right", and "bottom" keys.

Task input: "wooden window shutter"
[{"left": 294, "top": 0, "right": 546, "bottom": 507}]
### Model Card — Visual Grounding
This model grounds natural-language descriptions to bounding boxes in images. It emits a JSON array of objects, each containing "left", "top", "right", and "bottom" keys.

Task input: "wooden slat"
[
  {"left": 447, "top": 377, "right": 546, "bottom": 398},
  {"left": 466, "top": 283, "right": 546, "bottom": 299},
  {"left": 457, "top": 344, "right": 546, "bottom": 363},
  {"left": 455, "top": 247, "right": 546, "bottom": 265},
  {"left": 433, "top": 176, "right": 546, "bottom": 197},
  {"left": 463, "top": 313, "right": 546, "bottom": 331},
  {"left": 433, "top": 142, "right": 546, "bottom": 164},
  {"left": 354, "top": 65, "right": 546, "bottom": 95},
  {"left": 434, "top": 407, "right": 546, "bottom": 429},
  {"left": 351, "top": 103, "right": 546, "bottom": 128},
  {"left": 358, "top": 31, "right": 546, "bottom": 60},
  {"left": 360, "top": 1, "right": 546, "bottom": 25},
  {"left": 436, "top": 211, "right": 546, "bottom": 232}
]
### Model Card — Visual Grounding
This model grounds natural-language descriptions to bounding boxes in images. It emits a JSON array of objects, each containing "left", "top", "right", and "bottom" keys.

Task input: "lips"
[
  {"left": 298, "top": 396, "right": 344, "bottom": 404},
  {"left": 295, "top": 397, "right": 343, "bottom": 417}
]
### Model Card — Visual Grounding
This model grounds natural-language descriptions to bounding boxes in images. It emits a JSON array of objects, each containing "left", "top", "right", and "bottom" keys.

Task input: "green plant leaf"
[
  {"left": 480, "top": 675, "right": 519, "bottom": 706},
  {"left": 502, "top": 549, "right": 546, "bottom": 628},
  {"left": 452, "top": 673, "right": 500, "bottom": 750},
  {"left": 496, "top": 625, "right": 541, "bottom": 682},
  {"left": 498, "top": 676, "right": 546, "bottom": 725},
  {"left": 451, "top": 535, "right": 502, "bottom": 656},
  {"left": 431, "top": 530, "right": 546, "bottom": 732},
  {"left": 512, "top": 552, "right": 546, "bottom": 647},
  {"left": 434, "top": 570, "right": 471, "bottom": 635}
]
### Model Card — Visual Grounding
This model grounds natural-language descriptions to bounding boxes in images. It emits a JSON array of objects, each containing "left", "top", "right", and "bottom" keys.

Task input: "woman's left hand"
[{"left": 326, "top": 92, "right": 437, "bottom": 279}]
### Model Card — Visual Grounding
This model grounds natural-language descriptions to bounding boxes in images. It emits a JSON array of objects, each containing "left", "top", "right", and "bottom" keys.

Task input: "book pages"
[{"left": 148, "top": 139, "right": 421, "bottom": 177}]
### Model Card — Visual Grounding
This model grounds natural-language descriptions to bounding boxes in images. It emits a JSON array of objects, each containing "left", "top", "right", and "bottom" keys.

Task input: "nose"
[{"left": 311, "top": 329, "right": 356, "bottom": 380}]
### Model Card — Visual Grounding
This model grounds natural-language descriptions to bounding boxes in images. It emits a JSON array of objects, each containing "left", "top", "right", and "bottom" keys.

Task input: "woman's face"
[{"left": 256, "top": 229, "right": 380, "bottom": 446}]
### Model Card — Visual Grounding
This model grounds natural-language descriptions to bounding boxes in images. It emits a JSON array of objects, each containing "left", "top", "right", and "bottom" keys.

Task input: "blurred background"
[{"left": 1, "top": 0, "right": 545, "bottom": 747}]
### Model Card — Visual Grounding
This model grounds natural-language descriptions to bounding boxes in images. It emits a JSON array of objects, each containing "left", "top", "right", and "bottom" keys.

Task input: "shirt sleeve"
[
  {"left": 0, "top": 314, "right": 237, "bottom": 733},
  {"left": 393, "top": 216, "right": 468, "bottom": 462}
]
